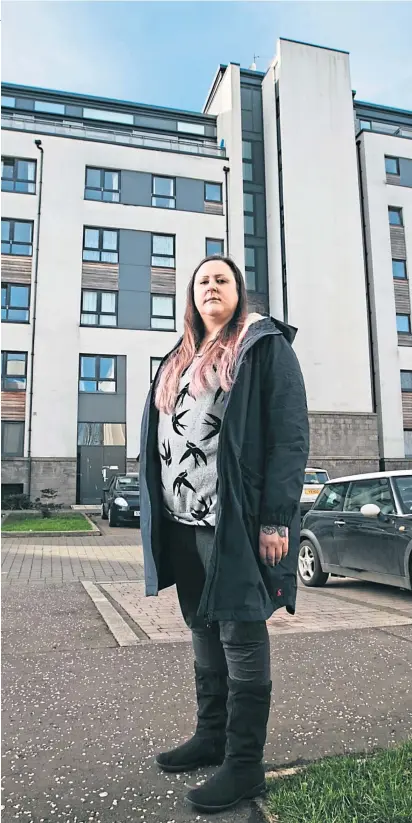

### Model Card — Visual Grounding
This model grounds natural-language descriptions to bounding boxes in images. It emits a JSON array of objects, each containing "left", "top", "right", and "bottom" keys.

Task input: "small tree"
[{"left": 34, "top": 488, "right": 63, "bottom": 518}]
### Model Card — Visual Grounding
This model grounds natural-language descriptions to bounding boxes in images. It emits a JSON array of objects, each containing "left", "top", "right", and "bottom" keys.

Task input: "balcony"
[{"left": 2, "top": 111, "right": 227, "bottom": 158}]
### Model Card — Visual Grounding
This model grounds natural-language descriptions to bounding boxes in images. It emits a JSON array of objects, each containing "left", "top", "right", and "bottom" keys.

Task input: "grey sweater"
[{"left": 157, "top": 359, "right": 224, "bottom": 526}]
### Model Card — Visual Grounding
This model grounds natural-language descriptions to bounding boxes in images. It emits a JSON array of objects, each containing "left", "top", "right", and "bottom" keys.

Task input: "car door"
[
  {"left": 337, "top": 478, "right": 399, "bottom": 574},
  {"left": 105, "top": 476, "right": 116, "bottom": 513},
  {"left": 306, "top": 482, "right": 349, "bottom": 566}
]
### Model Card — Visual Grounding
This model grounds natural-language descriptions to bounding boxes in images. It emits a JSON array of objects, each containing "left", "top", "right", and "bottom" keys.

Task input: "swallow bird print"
[
  {"left": 159, "top": 439, "right": 172, "bottom": 466},
  {"left": 173, "top": 471, "right": 197, "bottom": 497},
  {"left": 172, "top": 409, "right": 189, "bottom": 435},
  {"left": 176, "top": 382, "right": 192, "bottom": 408},
  {"left": 201, "top": 413, "right": 222, "bottom": 441},
  {"left": 179, "top": 441, "right": 207, "bottom": 468},
  {"left": 191, "top": 496, "right": 213, "bottom": 523}
]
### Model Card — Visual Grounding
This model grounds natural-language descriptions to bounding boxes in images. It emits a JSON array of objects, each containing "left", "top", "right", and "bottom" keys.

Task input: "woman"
[{"left": 140, "top": 255, "right": 309, "bottom": 813}]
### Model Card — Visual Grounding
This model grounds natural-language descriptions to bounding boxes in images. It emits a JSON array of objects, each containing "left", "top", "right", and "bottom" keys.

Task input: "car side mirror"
[{"left": 360, "top": 503, "right": 381, "bottom": 518}]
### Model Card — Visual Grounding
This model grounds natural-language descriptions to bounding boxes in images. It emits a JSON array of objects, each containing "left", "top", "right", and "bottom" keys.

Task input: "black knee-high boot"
[
  {"left": 185, "top": 678, "right": 272, "bottom": 811},
  {"left": 156, "top": 663, "right": 228, "bottom": 773}
]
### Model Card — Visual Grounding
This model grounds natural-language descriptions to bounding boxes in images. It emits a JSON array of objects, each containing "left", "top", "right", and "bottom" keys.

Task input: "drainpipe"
[
  {"left": 356, "top": 139, "right": 382, "bottom": 468},
  {"left": 223, "top": 165, "right": 230, "bottom": 255},
  {"left": 27, "top": 139, "right": 44, "bottom": 499}
]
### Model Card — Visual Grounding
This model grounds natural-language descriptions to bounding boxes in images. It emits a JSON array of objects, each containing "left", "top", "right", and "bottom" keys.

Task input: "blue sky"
[{"left": 3, "top": 1, "right": 412, "bottom": 112}]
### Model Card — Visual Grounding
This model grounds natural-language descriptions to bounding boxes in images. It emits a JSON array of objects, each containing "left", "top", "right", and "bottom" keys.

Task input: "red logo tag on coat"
[{"left": 277, "top": 589, "right": 283, "bottom": 597}]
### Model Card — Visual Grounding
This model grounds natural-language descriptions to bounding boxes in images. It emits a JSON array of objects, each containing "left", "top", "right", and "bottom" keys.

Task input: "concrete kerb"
[
  {"left": 1, "top": 510, "right": 101, "bottom": 537},
  {"left": 253, "top": 766, "right": 306, "bottom": 822}
]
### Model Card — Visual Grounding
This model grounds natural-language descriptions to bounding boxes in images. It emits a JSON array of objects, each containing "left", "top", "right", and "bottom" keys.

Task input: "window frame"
[
  {"left": 1, "top": 351, "right": 28, "bottom": 391},
  {"left": 397, "top": 313, "right": 411, "bottom": 334},
  {"left": 205, "top": 238, "right": 224, "bottom": 257},
  {"left": 151, "top": 175, "right": 176, "bottom": 210},
  {"left": 403, "top": 430, "right": 412, "bottom": 459},
  {"left": 150, "top": 356, "right": 163, "bottom": 383},
  {"left": 388, "top": 207, "right": 403, "bottom": 227},
  {"left": 245, "top": 246, "right": 257, "bottom": 292},
  {"left": 1, "top": 157, "right": 36, "bottom": 195},
  {"left": 242, "top": 141, "right": 253, "bottom": 182},
  {"left": 312, "top": 482, "right": 349, "bottom": 513},
  {"left": 151, "top": 233, "right": 176, "bottom": 269},
  {"left": 359, "top": 119, "right": 372, "bottom": 130},
  {"left": 385, "top": 156, "right": 400, "bottom": 176},
  {"left": 1, "top": 283, "right": 31, "bottom": 323},
  {"left": 150, "top": 294, "right": 176, "bottom": 331},
  {"left": 1, "top": 421, "right": 25, "bottom": 457},
  {"left": 84, "top": 167, "right": 121, "bottom": 203},
  {"left": 392, "top": 259, "right": 407, "bottom": 280},
  {"left": 1, "top": 219, "right": 33, "bottom": 256},
  {"left": 78, "top": 354, "right": 117, "bottom": 393},
  {"left": 82, "top": 226, "right": 119, "bottom": 264},
  {"left": 401, "top": 371, "right": 412, "bottom": 392},
  {"left": 80, "top": 289, "right": 118, "bottom": 327},
  {"left": 243, "top": 191, "right": 255, "bottom": 236},
  {"left": 343, "top": 477, "right": 396, "bottom": 515},
  {"left": 204, "top": 181, "right": 223, "bottom": 204}
]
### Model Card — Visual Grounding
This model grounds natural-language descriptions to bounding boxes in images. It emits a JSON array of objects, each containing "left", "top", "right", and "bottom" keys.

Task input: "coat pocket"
[{"left": 240, "top": 459, "right": 263, "bottom": 518}]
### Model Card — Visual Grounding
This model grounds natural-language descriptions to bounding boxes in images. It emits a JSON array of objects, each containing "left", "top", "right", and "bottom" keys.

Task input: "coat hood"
[{"left": 241, "top": 313, "right": 298, "bottom": 346}]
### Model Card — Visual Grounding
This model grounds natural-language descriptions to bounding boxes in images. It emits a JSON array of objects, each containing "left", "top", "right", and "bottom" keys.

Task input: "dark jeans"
[{"left": 164, "top": 519, "right": 271, "bottom": 685}]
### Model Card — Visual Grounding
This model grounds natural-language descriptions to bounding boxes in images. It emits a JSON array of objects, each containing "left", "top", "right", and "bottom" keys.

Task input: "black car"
[
  {"left": 299, "top": 471, "right": 412, "bottom": 590},
  {"left": 101, "top": 473, "right": 140, "bottom": 527}
]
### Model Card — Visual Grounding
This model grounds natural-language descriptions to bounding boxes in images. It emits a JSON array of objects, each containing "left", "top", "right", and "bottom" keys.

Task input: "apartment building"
[{"left": 2, "top": 38, "right": 412, "bottom": 504}]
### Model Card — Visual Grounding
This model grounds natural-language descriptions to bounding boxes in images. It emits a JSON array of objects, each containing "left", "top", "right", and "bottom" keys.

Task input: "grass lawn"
[
  {"left": 2, "top": 513, "right": 94, "bottom": 532},
  {"left": 264, "top": 740, "right": 412, "bottom": 823}
]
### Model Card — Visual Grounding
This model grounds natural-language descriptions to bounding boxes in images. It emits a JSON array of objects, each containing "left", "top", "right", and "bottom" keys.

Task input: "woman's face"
[{"left": 193, "top": 260, "right": 239, "bottom": 327}]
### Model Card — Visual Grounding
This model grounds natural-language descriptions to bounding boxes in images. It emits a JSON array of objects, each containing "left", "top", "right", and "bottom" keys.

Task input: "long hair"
[{"left": 155, "top": 256, "right": 248, "bottom": 414}]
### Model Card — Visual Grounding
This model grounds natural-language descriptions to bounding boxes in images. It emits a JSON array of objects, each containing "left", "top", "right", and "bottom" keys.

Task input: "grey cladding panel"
[
  {"left": 119, "top": 230, "right": 151, "bottom": 266},
  {"left": 119, "top": 263, "right": 151, "bottom": 292},
  {"left": 78, "top": 356, "right": 126, "bottom": 423},
  {"left": 118, "top": 290, "right": 151, "bottom": 330},
  {"left": 134, "top": 115, "right": 177, "bottom": 132},
  {"left": 15, "top": 98, "right": 34, "bottom": 111},
  {"left": 121, "top": 171, "right": 151, "bottom": 207},
  {"left": 241, "top": 87, "right": 253, "bottom": 111},
  {"left": 66, "top": 105, "right": 82, "bottom": 118},
  {"left": 176, "top": 178, "right": 204, "bottom": 212},
  {"left": 400, "top": 158, "right": 412, "bottom": 188}
]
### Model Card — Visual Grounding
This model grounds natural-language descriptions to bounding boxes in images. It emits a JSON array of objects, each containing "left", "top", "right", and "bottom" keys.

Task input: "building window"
[
  {"left": 34, "top": 100, "right": 65, "bottom": 115},
  {"left": 404, "top": 430, "right": 412, "bottom": 458},
  {"left": 83, "top": 108, "right": 134, "bottom": 125},
  {"left": 152, "top": 176, "right": 176, "bottom": 209},
  {"left": 1, "top": 284, "right": 30, "bottom": 323},
  {"left": 359, "top": 120, "right": 371, "bottom": 130},
  {"left": 397, "top": 314, "right": 411, "bottom": 334},
  {"left": 83, "top": 227, "right": 119, "bottom": 263},
  {"left": 151, "top": 234, "right": 175, "bottom": 268},
  {"left": 389, "top": 207, "right": 403, "bottom": 226},
  {"left": 401, "top": 371, "right": 412, "bottom": 391},
  {"left": 81, "top": 290, "right": 117, "bottom": 326},
  {"left": 150, "top": 357, "right": 163, "bottom": 382},
  {"left": 204, "top": 182, "right": 222, "bottom": 203},
  {"left": 1, "top": 96, "right": 15, "bottom": 108},
  {"left": 1, "top": 220, "right": 33, "bottom": 256},
  {"left": 243, "top": 192, "right": 255, "bottom": 236},
  {"left": 77, "top": 422, "right": 125, "bottom": 446},
  {"left": 151, "top": 295, "right": 175, "bottom": 330},
  {"left": 177, "top": 121, "right": 205, "bottom": 135},
  {"left": 2, "top": 158, "right": 36, "bottom": 194},
  {"left": 245, "top": 247, "right": 256, "bottom": 291},
  {"left": 206, "top": 238, "right": 224, "bottom": 256},
  {"left": 1, "top": 351, "right": 27, "bottom": 391},
  {"left": 242, "top": 141, "right": 253, "bottom": 182},
  {"left": 85, "top": 168, "right": 120, "bottom": 202},
  {"left": 1, "top": 421, "right": 24, "bottom": 457},
  {"left": 385, "top": 156, "right": 400, "bottom": 176},
  {"left": 393, "top": 260, "right": 407, "bottom": 280},
  {"left": 79, "top": 355, "right": 117, "bottom": 393}
]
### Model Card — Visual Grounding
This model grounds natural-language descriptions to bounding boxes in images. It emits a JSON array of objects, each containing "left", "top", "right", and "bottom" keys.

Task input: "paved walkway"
[{"left": 1, "top": 542, "right": 144, "bottom": 584}]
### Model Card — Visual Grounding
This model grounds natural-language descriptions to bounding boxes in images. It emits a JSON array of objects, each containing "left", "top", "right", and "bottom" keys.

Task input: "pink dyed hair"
[{"left": 154, "top": 256, "right": 248, "bottom": 414}]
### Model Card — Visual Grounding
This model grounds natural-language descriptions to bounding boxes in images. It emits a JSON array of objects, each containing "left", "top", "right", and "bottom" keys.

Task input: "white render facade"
[{"left": 2, "top": 38, "right": 412, "bottom": 504}]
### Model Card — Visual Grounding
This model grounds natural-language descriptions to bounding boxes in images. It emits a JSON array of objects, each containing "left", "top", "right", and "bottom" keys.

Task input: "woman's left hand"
[{"left": 259, "top": 525, "right": 289, "bottom": 567}]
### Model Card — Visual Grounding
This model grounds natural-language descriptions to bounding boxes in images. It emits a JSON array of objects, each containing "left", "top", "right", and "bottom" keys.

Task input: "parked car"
[
  {"left": 300, "top": 467, "right": 330, "bottom": 517},
  {"left": 101, "top": 473, "right": 140, "bottom": 527},
  {"left": 299, "top": 470, "right": 412, "bottom": 590}
]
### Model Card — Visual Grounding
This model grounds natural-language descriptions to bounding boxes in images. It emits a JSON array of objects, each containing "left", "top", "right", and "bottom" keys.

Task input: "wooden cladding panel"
[
  {"left": 1, "top": 255, "right": 32, "bottom": 283},
  {"left": 390, "top": 226, "right": 407, "bottom": 258},
  {"left": 81, "top": 262, "right": 118, "bottom": 290},
  {"left": 205, "top": 202, "right": 224, "bottom": 216},
  {"left": 386, "top": 174, "right": 401, "bottom": 186},
  {"left": 394, "top": 281, "right": 411, "bottom": 314},
  {"left": 398, "top": 333, "right": 412, "bottom": 347},
  {"left": 402, "top": 393, "right": 412, "bottom": 428},
  {"left": 1, "top": 391, "right": 26, "bottom": 421},
  {"left": 151, "top": 267, "right": 176, "bottom": 294}
]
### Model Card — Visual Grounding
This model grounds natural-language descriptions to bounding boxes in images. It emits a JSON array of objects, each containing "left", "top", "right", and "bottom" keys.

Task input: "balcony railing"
[
  {"left": 357, "top": 118, "right": 412, "bottom": 140},
  {"left": 2, "top": 111, "right": 227, "bottom": 158}
]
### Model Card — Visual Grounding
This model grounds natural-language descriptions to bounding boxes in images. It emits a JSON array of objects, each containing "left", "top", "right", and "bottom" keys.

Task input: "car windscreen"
[
  {"left": 115, "top": 477, "right": 139, "bottom": 492},
  {"left": 392, "top": 476, "right": 412, "bottom": 514},
  {"left": 304, "top": 471, "right": 329, "bottom": 485}
]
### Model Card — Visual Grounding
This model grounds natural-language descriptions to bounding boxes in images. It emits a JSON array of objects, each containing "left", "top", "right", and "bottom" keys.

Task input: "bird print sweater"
[{"left": 157, "top": 359, "right": 224, "bottom": 526}]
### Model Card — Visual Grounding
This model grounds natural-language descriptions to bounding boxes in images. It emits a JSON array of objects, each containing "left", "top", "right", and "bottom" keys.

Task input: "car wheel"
[
  {"left": 108, "top": 505, "right": 117, "bottom": 527},
  {"left": 101, "top": 503, "right": 108, "bottom": 521},
  {"left": 298, "top": 540, "right": 329, "bottom": 587}
]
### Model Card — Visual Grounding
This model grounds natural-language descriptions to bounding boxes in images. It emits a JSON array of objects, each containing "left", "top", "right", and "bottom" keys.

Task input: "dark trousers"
[{"left": 165, "top": 519, "right": 271, "bottom": 685}]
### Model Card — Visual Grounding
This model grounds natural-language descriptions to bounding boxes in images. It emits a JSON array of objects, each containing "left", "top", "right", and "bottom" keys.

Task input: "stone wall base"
[{"left": 1, "top": 458, "right": 77, "bottom": 505}]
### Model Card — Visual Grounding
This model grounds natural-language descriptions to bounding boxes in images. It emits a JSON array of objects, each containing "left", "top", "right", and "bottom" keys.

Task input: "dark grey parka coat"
[{"left": 139, "top": 317, "right": 310, "bottom": 622}]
